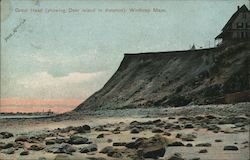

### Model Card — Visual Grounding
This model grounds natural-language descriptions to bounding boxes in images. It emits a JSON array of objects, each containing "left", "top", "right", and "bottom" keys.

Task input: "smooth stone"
[
  {"left": 45, "top": 139, "right": 56, "bottom": 145},
  {"left": 184, "top": 124, "right": 194, "bottom": 129},
  {"left": 15, "top": 135, "right": 29, "bottom": 142},
  {"left": 1, "top": 147, "right": 15, "bottom": 154},
  {"left": 190, "top": 158, "right": 201, "bottom": 160},
  {"left": 28, "top": 144, "right": 45, "bottom": 151},
  {"left": 80, "top": 144, "right": 98, "bottom": 153},
  {"left": 112, "top": 131, "right": 120, "bottom": 134},
  {"left": 168, "top": 117, "right": 175, "bottom": 120},
  {"left": 74, "top": 125, "right": 91, "bottom": 133},
  {"left": 195, "top": 143, "right": 211, "bottom": 147},
  {"left": 152, "top": 127, "right": 164, "bottom": 133},
  {"left": 99, "top": 146, "right": 113, "bottom": 154},
  {"left": 20, "top": 150, "right": 29, "bottom": 155},
  {"left": 69, "top": 135, "right": 88, "bottom": 144},
  {"left": 223, "top": 145, "right": 239, "bottom": 151},
  {"left": 130, "top": 128, "right": 140, "bottom": 134},
  {"left": 112, "top": 142, "right": 127, "bottom": 146},
  {"left": 97, "top": 134, "right": 104, "bottom": 138},
  {"left": 199, "top": 149, "right": 208, "bottom": 153},
  {"left": 138, "top": 146, "right": 165, "bottom": 159},
  {"left": 168, "top": 141, "right": 185, "bottom": 146},
  {"left": 215, "top": 139, "right": 222, "bottom": 142},
  {"left": 0, "top": 132, "right": 14, "bottom": 139},
  {"left": 107, "top": 139, "right": 113, "bottom": 143},
  {"left": 138, "top": 135, "right": 166, "bottom": 159},
  {"left": 172, "top": 125, "right": 182, "bottom": 130},
  {"left": 163, "top": 132, "right": 171, "bottom": 136},
  {"left": 110, "top": 152, "right": 123, "bottom": 158},
  {"left": 52, "top": 144, "right": 76, "bottom": 154},
  {"left": 186, "top": 143, "right": 193, "bottom": 147},
  {"left": 180, "top": 134, "right": 196, "bottom": 141},
  {"left": 0, "top": 143, "right": 14, "bottom": 149},
  {"left": 168, "top": 153, "right": 184, "bottom": 160}
]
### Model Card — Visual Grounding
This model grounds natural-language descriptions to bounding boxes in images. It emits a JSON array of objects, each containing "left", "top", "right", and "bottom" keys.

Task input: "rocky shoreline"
[{"left": 0, "top": 103, "right": 249, "bottom": 160}]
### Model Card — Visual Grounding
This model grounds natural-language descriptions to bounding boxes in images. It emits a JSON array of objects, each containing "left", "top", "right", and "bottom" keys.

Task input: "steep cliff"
[{"left": 74, "top": 42, "right": 250, "bottom": 112}]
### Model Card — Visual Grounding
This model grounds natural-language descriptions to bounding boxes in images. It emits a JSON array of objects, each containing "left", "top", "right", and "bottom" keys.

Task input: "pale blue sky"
[{"left": 1, "top": 0, "right": 248, "bottom": 102}]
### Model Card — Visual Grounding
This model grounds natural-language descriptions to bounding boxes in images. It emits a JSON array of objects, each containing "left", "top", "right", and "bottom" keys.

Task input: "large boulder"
[
  {"left": 58, "top": 144, "right": 76, "bottom": 154},
  {"left": 184, "top": 123, "right": 194, "bottom": 129},
  {"left": 152, "top": 127, "right": 164, "bottom": 133},
  {"left": 0, "top": 143, "right": 14, "bottom": 149},
  {"left": 55, "top": 136, "right": 69, "bottom": 144},
  {"left": 96, "top": 134, "right": 104, "bottom": 138},
  {"left": 138, "top": 145, "right": 165, "bottom": 159},
  {"left": 1, "top": 147, "right": 15, "bottom": 154},
  {"left": 99, "top": 146, "right": 114, "bottom": 154},
  {"left": 135, "top": 135, "right": 167, "bottom": 159},
  {"left": 206, "top": 124, "right": 221, "bottom": 132},
  {"left": 99, "top": 146, "right": 123, "bottom": 158},
  {"left": 0, "top": 132, "right": 14, "bottom": 139},
  {"left": 80, "top": 144, "right": 98, "bottom": 153},
  {"left": 29, "top": 134, "right": 46, "bottom": 143},
  {"left": 168, "top": 153, "right": 185, "bottom": 160},
  {"left": 101, "top": 135, "right": 167, "bottom": 159},
  {"left": 46, "top": 144, "right": 76, "bottom": 154},
  {"left": 69, "top": 135, "right": 88, "bottom": 144},
  {"left": 74, "top": 125, "right": 91, "bottom": 133},
  {"left": 199, "top": 149, "right": 208, "bottom": 153},
  {"left": 27, "top": 144, "right": 45, "bottom": 151},
  {"left": 177, "top": 133, "right": 197, "bottom": 141},
  {"left": 15, "top": 135, "right": 29, "bottom": 142}
]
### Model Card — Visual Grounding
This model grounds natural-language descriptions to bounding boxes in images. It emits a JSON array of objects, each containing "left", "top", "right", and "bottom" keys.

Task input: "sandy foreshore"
[{"left": 0, "top": 103, "right": 249, "bottom": 160}]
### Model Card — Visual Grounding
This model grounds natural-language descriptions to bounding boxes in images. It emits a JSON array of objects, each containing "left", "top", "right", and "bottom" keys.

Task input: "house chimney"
[{"left": 237, "top": 6, "right": 240, "bottom": 10}]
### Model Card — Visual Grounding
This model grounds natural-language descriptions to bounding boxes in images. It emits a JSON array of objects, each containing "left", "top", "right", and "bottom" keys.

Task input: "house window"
[
  {"left": 246, "top": 22, "right": 250, "bottom": 28},
  {"left": 237, "top": 32, "right": 241, "bottom": 38},
  {"left": 237, "top": 22, "right": 243, "bottom": 28},
  {"left": 241, "top": 32, "right": 244, "bottom": 38},
  {"left": 243, "top": 13, "right": 247, "bottom": 19}
]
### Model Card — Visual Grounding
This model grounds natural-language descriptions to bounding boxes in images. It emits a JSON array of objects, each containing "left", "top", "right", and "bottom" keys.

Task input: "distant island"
[{"left": 0, "top": 110, "right": 56, "bottom": 117}]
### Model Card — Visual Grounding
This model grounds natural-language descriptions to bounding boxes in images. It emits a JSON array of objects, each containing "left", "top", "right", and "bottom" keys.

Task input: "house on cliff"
[{"left": 215, "top": 5, "right": 250, "bottom": 44}]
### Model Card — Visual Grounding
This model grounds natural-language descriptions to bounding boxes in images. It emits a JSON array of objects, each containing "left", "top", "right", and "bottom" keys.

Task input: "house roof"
[
  {"left": 222, "top": 5, "right": 249, "bottom": 31},
  {"left": 215, "top": 32, "right": 224, "bottom": 39},
  {"left": 215, "top": 32, "right": 230, "bottom": 39}
]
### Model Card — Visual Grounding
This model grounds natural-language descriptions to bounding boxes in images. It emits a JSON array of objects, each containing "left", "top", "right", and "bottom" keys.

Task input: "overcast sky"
[{"left": 0, "top": 0, "right": 248, "bottom": 112}]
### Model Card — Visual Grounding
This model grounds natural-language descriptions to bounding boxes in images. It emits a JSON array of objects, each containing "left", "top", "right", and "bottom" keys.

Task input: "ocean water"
[{"left": 0, "top": 115, "right": 54, "bottom": 119}]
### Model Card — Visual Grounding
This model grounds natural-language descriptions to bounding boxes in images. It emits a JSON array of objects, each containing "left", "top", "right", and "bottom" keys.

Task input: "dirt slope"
[{"left": 74, "top": 42, "right": 250, "bottom": 112}]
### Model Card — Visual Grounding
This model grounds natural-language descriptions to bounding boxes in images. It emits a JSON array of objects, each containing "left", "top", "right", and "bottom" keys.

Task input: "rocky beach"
[
  {"left": 1, "top": 1, "right": 250, "bottom": 160},
  {"left": 0, "top": 103, "right": 249, "bottom": 160}
]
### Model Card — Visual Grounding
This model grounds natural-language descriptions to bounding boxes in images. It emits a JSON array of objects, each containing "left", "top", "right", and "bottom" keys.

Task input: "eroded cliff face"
[{"left": 74, "top": 42, "right": 250, "bottom": 112}]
